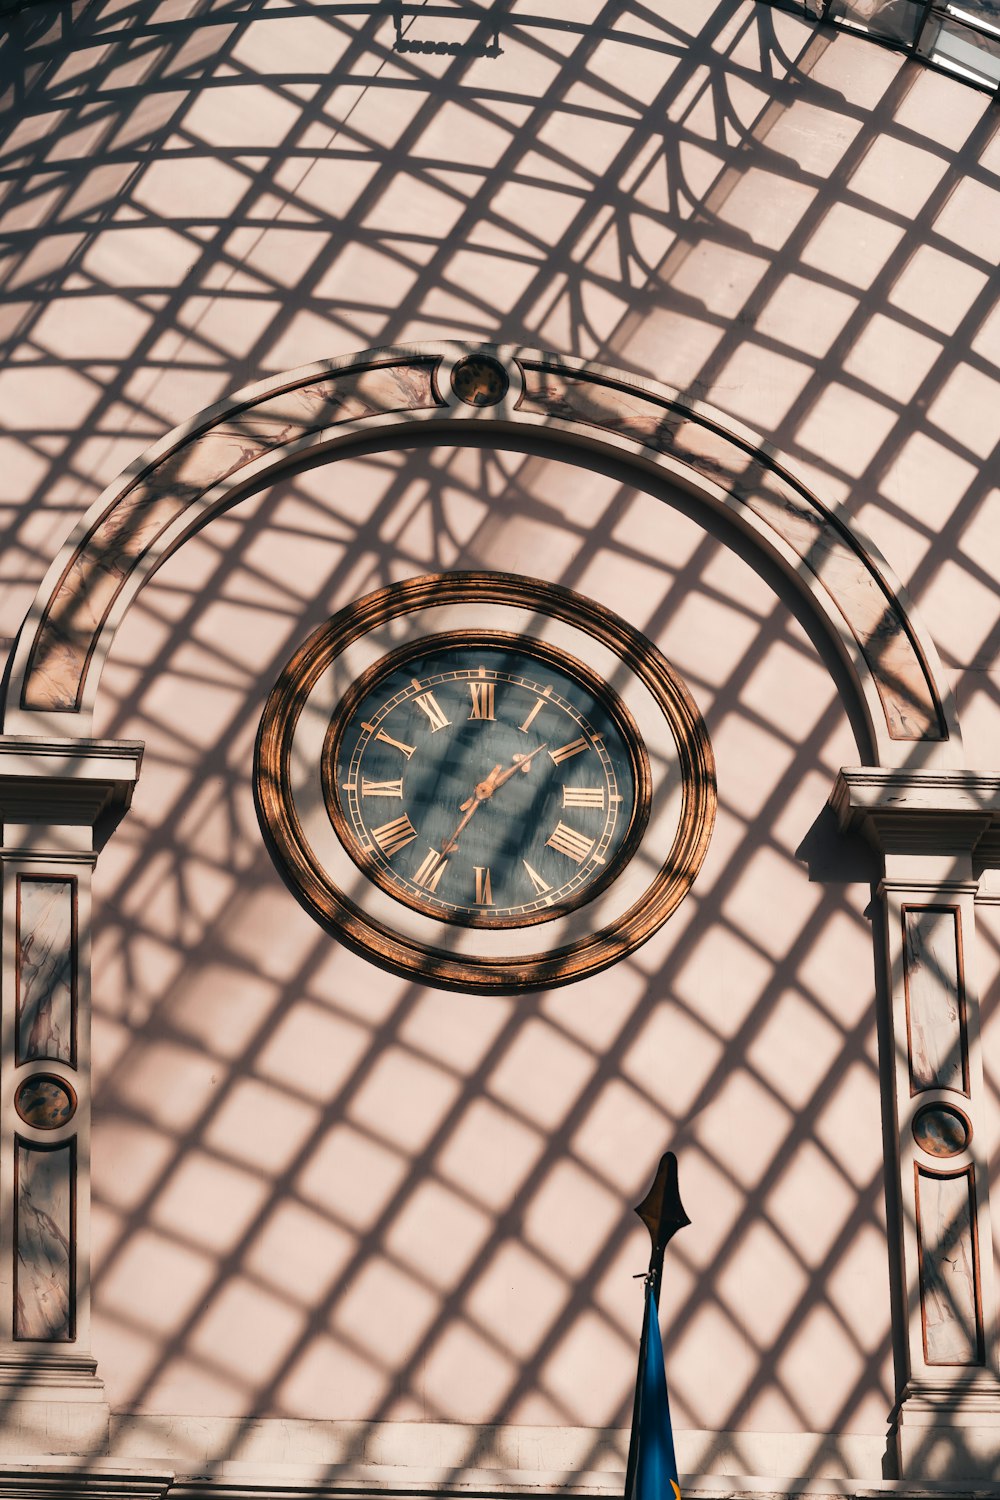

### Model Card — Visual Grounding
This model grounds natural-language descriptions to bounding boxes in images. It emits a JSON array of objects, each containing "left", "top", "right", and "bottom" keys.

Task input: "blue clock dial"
[{"left": 324, "top": 634, "right": 650, "bottom": 927}]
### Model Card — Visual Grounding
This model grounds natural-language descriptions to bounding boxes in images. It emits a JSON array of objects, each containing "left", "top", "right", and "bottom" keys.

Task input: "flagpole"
[
  {"left": 622, "top": 1282, "right": 650, "bottom": 1500},
  {"left": 623, "top": 1151, "right": 690, "bottom": 1500}
]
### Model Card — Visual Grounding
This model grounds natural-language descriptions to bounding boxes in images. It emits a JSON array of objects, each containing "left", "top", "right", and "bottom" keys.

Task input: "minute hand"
[{"left": 491, "top": 740, "right": 550, "bottom": 791}]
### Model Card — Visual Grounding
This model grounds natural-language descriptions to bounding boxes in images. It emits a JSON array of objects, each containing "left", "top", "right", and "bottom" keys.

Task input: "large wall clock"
[{"left": 254, "top": 573, "right": 715, "bottom": 993}]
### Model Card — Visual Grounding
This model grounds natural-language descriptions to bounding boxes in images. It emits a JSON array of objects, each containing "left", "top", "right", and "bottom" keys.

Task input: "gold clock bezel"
[
  {"left": 254, "top": 571, "right": 716, "bottom": 994},
  {"left": 321, "top": 629, "right": 652, "bottom": 930}
]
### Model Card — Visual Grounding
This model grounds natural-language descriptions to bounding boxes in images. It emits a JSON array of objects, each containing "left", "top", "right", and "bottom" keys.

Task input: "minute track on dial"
[
  {"left": 325, "top": 634, "right": 648, "bottom": 929},
  {"left": 261, "top": 572, "right": 711, "bottom": 995}
]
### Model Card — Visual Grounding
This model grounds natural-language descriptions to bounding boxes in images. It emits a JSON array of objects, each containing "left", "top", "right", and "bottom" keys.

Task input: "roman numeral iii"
[
  {"left": 546, "top": 821, "right": 595, "bottom": 864},
  {"left": 562, "top": 786, "right": 604, "bottom": 808},
  {"left": 371, "top": 814, "right": 418, "bottom": 857}
]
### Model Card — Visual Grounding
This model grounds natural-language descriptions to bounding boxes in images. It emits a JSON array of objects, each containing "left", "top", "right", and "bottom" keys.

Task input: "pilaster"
[
  {"left": 0, "top": 739, "right": 142, "bottom": 1456},
  {"left": 832, "top": 769, "right": 1000, "bottom": 1481}
]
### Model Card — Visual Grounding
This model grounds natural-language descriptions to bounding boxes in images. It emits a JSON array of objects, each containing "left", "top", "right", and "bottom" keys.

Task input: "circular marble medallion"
[
  {"left": 15, "top": 1075, "right": 77, "bottom": 1130},
  {"left": 451, "top": 354, "right": 509, "bottom": 406},
  {"left": 912, "top": 1102, "right": 971, "bottom": 1158}
]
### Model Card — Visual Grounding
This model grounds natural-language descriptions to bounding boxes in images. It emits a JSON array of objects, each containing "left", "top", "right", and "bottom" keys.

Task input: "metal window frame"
[{"left": 763, "top": 0, "right": 1000, "bottom": 94}]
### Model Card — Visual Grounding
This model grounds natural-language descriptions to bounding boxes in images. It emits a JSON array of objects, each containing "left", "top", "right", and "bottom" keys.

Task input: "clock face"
[{"left": 323, "top": 634, "right": 650, "bottom": 928}]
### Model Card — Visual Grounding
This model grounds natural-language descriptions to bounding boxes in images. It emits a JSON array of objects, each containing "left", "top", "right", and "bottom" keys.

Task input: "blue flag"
[{"left": 635, "top": 1286, "right": 680, "bottom": 1500}]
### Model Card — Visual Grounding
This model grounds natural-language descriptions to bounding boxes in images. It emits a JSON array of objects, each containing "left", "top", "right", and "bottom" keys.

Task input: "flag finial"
[{"left": 635, "top": 1150, "right": 690, "bottom": 1265}]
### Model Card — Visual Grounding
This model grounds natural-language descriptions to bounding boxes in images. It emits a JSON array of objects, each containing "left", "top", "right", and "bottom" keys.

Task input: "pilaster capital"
[
  {"left": 0, "top": 738, "right": 144, "bottom": 850},
  {"left": 830, "top": 767, "right": 1000, "bottom": 861}
]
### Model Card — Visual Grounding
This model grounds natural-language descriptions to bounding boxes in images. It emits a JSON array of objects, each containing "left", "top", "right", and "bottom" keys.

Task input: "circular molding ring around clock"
[{"left": 254, "top": 572, "right": 716, "bottom": 994}]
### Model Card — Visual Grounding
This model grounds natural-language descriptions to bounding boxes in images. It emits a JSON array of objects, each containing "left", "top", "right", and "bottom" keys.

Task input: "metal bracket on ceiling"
[{"left": 391, "top": 2, "right": 503, "bottom": 58}]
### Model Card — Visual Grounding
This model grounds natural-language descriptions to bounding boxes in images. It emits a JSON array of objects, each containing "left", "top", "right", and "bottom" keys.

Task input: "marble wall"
[{"left": 2, "top": 0, "right": 1000, "bottom": 1485}]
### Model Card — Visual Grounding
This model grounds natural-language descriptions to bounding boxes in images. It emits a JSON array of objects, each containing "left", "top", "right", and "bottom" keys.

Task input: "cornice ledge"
[
  {"left": 0, "top": 737, "right": 144, "bottom": 847},
  {"left": 0, "top": 1459, "right": 172, "bottom": 1497},
  {"left": 830, "top": 768, "right": 1000, "bottom": 857}
]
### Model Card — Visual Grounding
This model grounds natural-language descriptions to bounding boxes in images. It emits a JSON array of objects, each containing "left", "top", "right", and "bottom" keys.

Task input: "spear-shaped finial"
[{"left": 635, "top": 1150, "right": 690, "bottom": 1299}]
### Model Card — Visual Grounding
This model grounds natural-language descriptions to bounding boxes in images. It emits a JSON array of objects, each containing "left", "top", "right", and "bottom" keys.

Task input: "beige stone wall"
[
  {"left": 88, "top": 451, "right": 886, "bottom": 1455},
  {"left": 2, "top": 0, "right": 999, "bottom": 1479}
]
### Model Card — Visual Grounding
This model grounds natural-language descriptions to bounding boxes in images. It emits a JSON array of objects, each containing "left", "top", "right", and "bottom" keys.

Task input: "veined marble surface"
[
  {"left": 904, "top": 906, "right": 966, "bottom": 1094},
  {"left": 917, "top": 1165, "right": 980, "bottom": 1365},
  {"left": 17, "top": 879, "right": 74, "bottom": 1066},
  {"left": 15, "top": 1141, "right": 73, "bottom": 1342}
]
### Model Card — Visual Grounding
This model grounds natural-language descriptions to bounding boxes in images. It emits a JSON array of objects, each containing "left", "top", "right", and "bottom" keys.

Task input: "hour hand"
[
  {"left": 459, "top": 763, "right": 505, "bottom": 812},
  {"left": 442, "top": 765, "right": 502, "bottom": 854}
]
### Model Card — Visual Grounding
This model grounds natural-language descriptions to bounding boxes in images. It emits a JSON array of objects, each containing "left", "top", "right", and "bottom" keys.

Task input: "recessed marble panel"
[
  {"left": 15, "top": 1140, "right": 74, "bottom": 1341},
  {"left": 17, "top": 877, "right": 75, "bottom": 1066},
  {"left": 904, "top": 906, "right": 967, "bottom": 1095},
  {"left": 916, "top": 1165, "right": 981, "bottom": 1365}
]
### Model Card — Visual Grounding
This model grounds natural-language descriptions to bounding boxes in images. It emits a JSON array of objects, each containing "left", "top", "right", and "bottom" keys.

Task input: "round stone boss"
[
  {"left": 254, "top": 572, "right": 716, "bottom": 993},
  {"left": 14, "top": 1074, "right": 77, "bottom": 1131},
  {"left": 912, "top": 1102, "right": 972, "bottom": 1158},
  {"left": 450, "top": 353, "right": 509, "bottom": 406}
]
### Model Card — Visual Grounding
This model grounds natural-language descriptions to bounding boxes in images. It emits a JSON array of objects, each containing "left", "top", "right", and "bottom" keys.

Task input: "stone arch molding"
[{"left": 4, "top": 342, "right": 960, "bottom": 767}]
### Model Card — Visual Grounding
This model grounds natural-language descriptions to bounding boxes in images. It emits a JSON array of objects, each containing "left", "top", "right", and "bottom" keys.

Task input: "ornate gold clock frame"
[{"left": 254, "top": 571, "right": 716, "bottom": 993}]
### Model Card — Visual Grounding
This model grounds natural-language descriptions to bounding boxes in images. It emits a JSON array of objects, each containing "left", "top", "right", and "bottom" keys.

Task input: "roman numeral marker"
[
  {"left": 549, "top": 737, "right": 588, "bottom": 765},
  {"left": 366, "top": 723, "right": 416, "bottom": 760},
  {"left": 523, "top": 861, "right": 552, "bottom": 899},
  {"left": 562, "top": 786, "right": 605, "bottom": 808},
  {"left": 413, "top": 688, "right": 451, "bottom": 732},
  {"left": 474, "top": 866, "right": 493, "bottom": 905},
  {"left": 546, "top": 821, "right": 595, "bottom": 864},
  {"left": 468, "top": 681, "right": 495, "bottom": 720},
  {"left": 413, "top": 847, "right": 449, "bottom": 891},
  {"left": 519, "top": 687, "right": 552, "bottom": 734},
  {"left": 362, "top": 778, "right": 404, "bottom": 798},
  {"left": 371, "top": 814, "right": 418, "bottom": 857}
]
